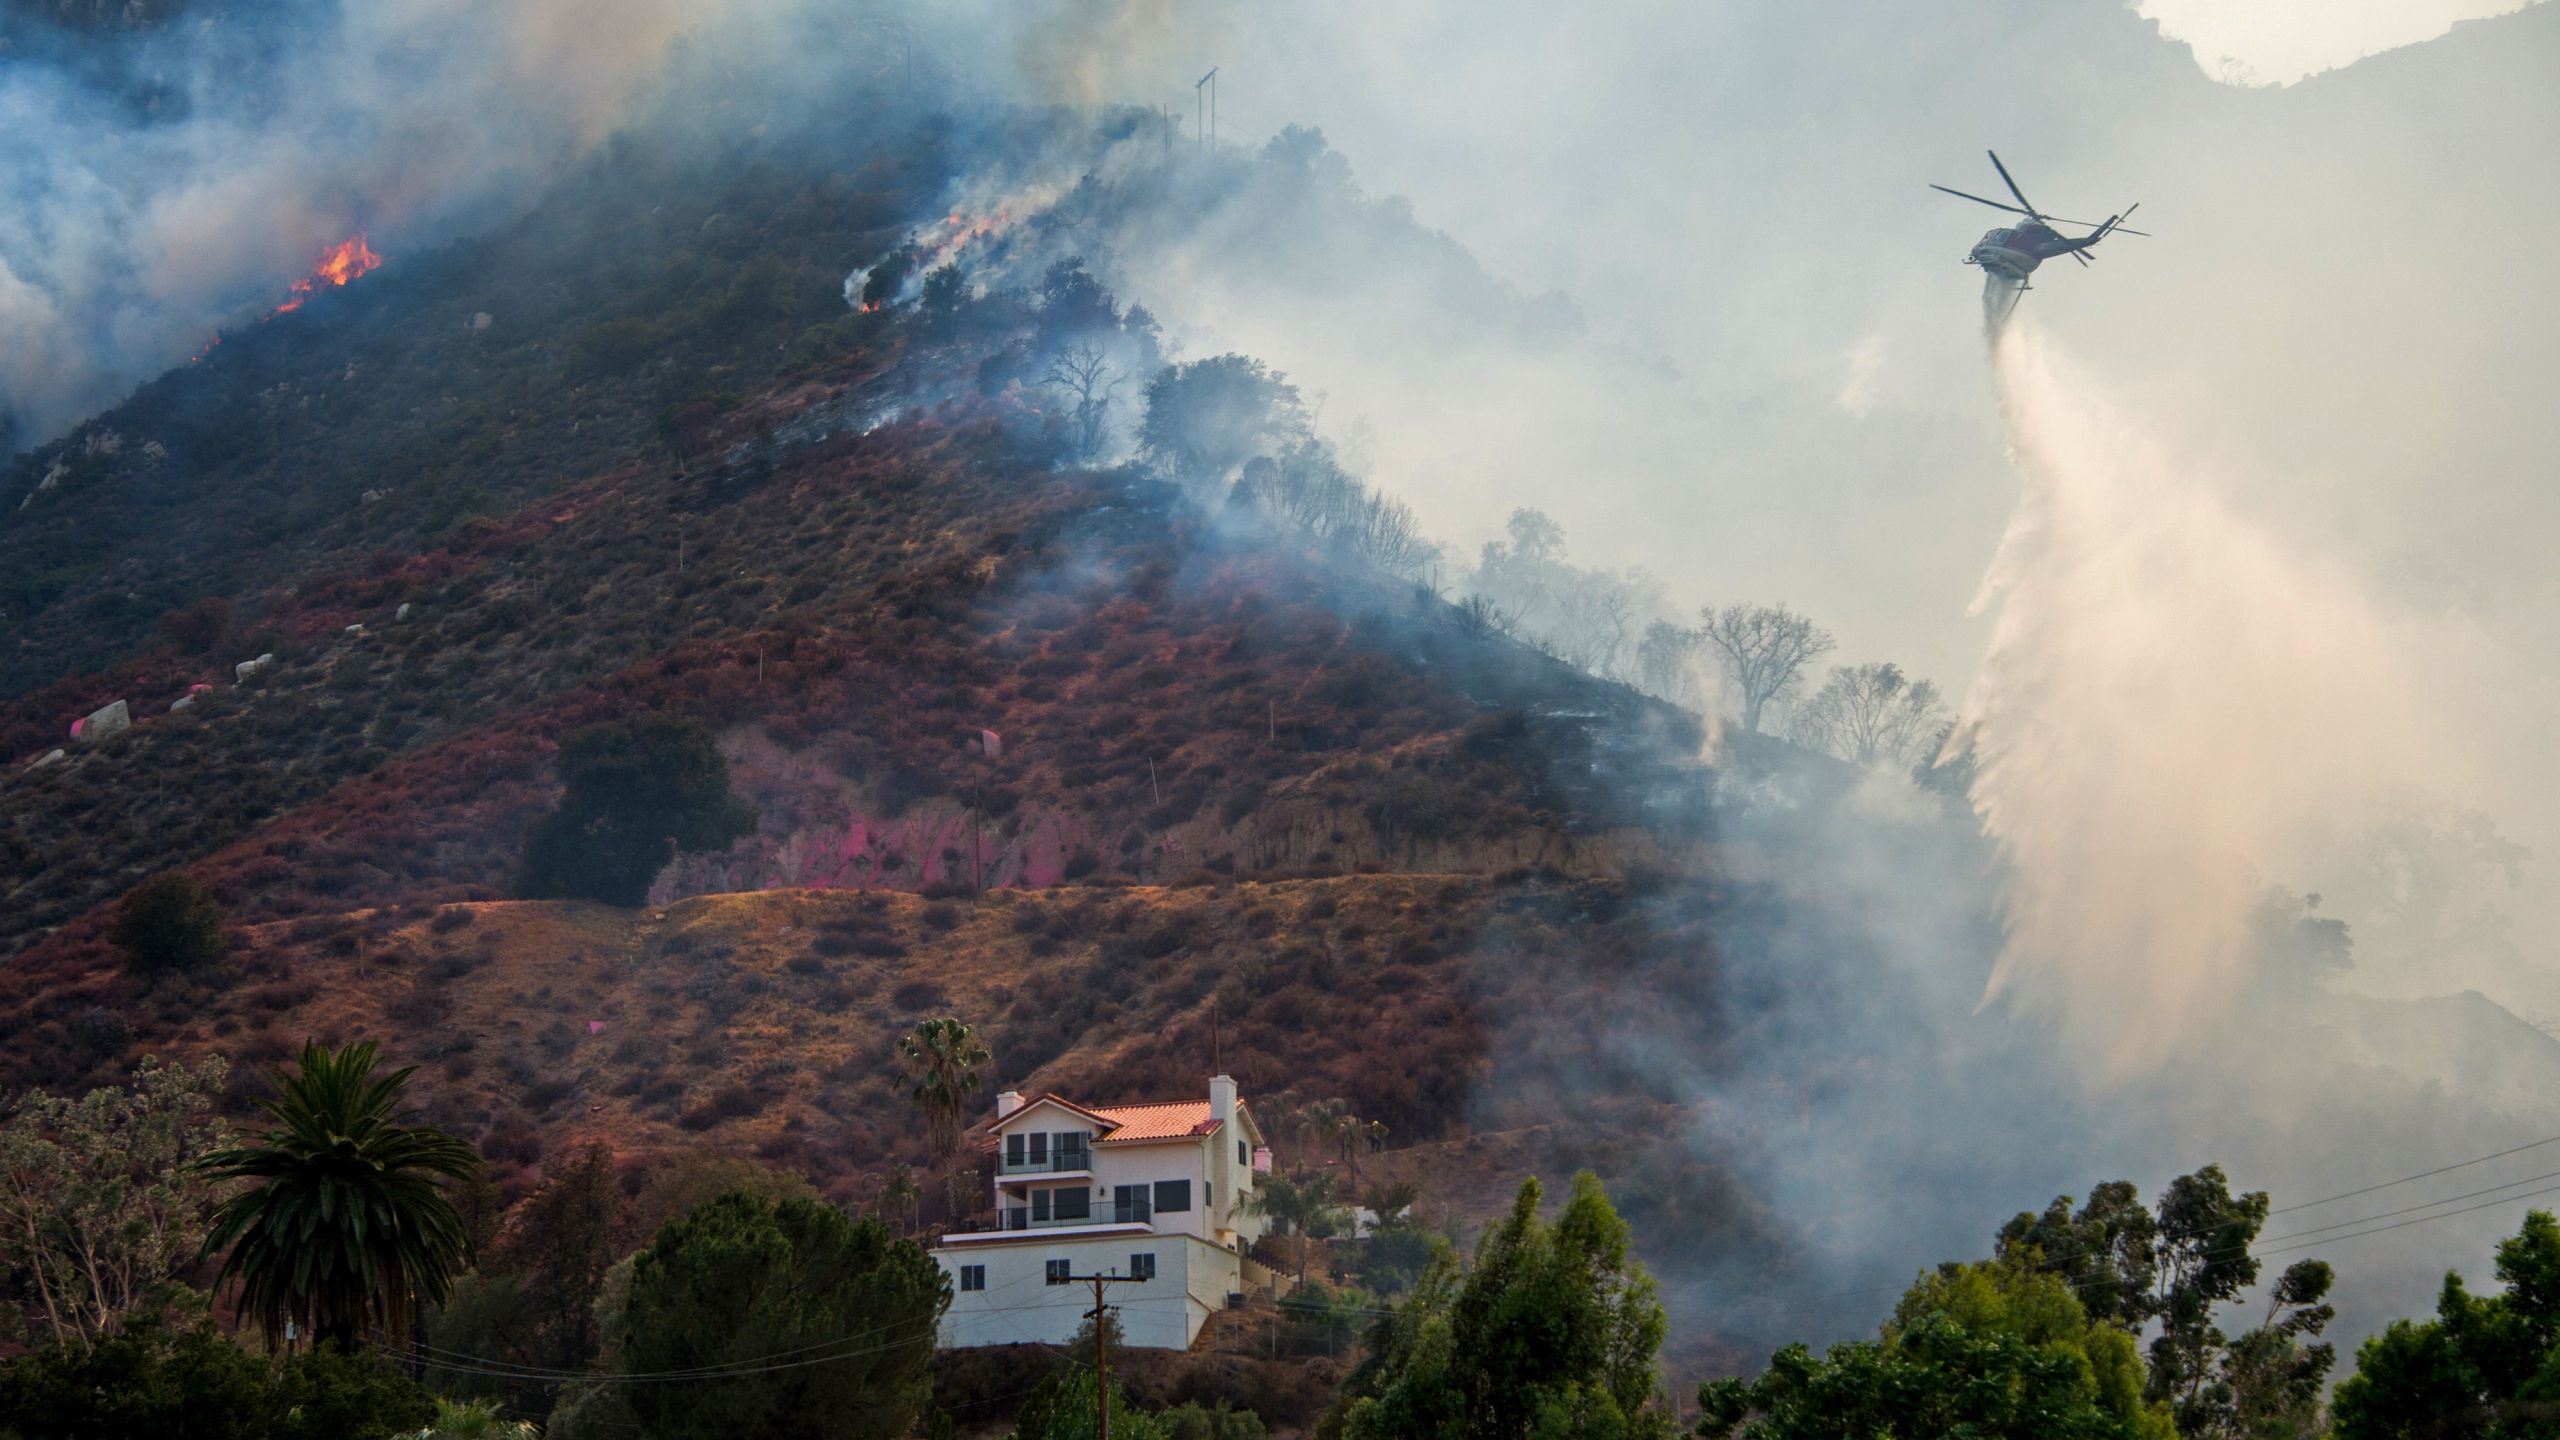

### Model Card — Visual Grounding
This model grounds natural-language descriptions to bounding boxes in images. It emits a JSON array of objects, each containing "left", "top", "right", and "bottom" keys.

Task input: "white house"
[{"left": 931, "top": 1074, "right": 1277, "bottom": 1351}]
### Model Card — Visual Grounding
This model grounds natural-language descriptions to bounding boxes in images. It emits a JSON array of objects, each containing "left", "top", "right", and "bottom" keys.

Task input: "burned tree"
[
  {"left": 1041, "top": 342, "right": 1121, "bottom": 462},
  {"left": 1790, "top": 661, "right": 1949, "bottom": 767},
  {"left": 1697, "top": 603, "right": 1833, "bottom": 734}
]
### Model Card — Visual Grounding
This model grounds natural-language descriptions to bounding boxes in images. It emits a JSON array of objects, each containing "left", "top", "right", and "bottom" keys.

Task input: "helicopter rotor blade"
[
  {"left": 1930, "top": 184, "right": 2034, "bottom": 217},
  {"left": 1931, "top": 185, "right": 2153, "bottom": 237},
  {"left": 1988, "top": 150, "right": 2043, "bottom": 221}
]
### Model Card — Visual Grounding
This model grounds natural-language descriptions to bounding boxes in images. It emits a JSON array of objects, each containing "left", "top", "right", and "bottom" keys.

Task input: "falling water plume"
[{"left": 1959, "top": 321, "right": 2438, "bottom": 1071}]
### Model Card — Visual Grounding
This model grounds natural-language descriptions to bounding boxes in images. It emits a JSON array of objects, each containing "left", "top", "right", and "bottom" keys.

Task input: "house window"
[
  {"left": 1029, "top": 1132, "right": 1050, "bottom": 1165},
  {"left": 960, "top": 1265, "right": 986, "bottom": 1292},
  {"left": 1206, "top": 1183, "right": 1215, "bottom": 1208},
  {"left": 1153, "top": 1180, "right": 1192, "bottom": 1214},
  {"left": 1237, "top": 1139, "right": 1247, "bottom": 1166},
  {"left": 1054, "top": 1187, "right": 1091, "bottom": 1222},
  {"left": 1033, "top": 1189, "right": 1052, "bottom": 1223},
  {"left": 1112, "top": 1185, "right": 1154, "bottom": 1225},
  {"left": 1130, "top": 1253, "right": 1157, "bottom": 1281},
  {"left": 1060, "top": 1132, "right": 1089, "bottom": 1167},
  {"left": 1007, "top": 1134, "right": 1026, "bottom": 1167},
  {"left": 1046, "top": 1259, "right": 1072, "bottom": 1285}
]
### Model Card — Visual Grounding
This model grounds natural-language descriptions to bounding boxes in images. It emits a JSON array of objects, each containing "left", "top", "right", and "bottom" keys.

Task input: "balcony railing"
[
  {"left": 1002, "top": 1208, "right": 1109, "bottom": 1231},
  {"left": 998, "top": 1151, "right": 1092, "bottom": 1176}
]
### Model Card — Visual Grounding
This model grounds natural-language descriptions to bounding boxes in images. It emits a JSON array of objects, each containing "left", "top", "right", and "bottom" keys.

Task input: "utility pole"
[
  {"left": 1070, "top": 1271, "right": 1140, "bottom": 1440},
  {"left": 1196, "top": 68, "right": 1218, "bottom": 157}
]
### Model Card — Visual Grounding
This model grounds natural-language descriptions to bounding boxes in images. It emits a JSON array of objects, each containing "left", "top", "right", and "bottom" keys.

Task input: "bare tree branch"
[{"left": 1697, "top": 603, "right": 1835, "bottom": 734}]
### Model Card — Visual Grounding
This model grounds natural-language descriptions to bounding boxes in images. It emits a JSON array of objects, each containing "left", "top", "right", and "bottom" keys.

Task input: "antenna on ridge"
[{"left": 1196, "top": 68, "right": 1218, "bottom": 156}]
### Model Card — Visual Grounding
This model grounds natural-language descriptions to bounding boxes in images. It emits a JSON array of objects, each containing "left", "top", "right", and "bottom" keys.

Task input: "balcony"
[{"left": 998, "top": 1151, "right": 1093, "bottom": 1177}]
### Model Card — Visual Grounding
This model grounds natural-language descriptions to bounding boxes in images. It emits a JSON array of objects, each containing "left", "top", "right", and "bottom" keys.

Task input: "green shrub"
[
  {"left": 519, "top": 715, "right": 754, "bottom": 907},
  {"left": 112, "top": 872, "right": 231, "bottom": 975}
]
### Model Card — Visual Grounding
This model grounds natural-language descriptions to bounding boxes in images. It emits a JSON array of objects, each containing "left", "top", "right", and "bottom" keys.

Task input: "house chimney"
[
  {"left": 1209, "top": 1074, "right": 1237, "bottom": 1127},
  {"left": 996, "top": 1089, "right": 1024, "bottom": 1120}
]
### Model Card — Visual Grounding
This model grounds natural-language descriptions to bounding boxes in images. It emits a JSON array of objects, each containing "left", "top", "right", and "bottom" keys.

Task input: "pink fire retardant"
[
  {"left": 979, "top": 728, "right": 1002, "bottom": 759},
  {"left": 189, "top": 684, "right": 212, "bottom": 694},
  {"left": 587, "top": 1020, "right": 605, "bottom": 1034},
  {"left": 69, "top": 717, "right": 84, "bottom": 738}
]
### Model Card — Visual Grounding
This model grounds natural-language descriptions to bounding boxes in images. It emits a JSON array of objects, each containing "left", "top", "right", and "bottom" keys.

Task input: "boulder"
[
  {"left": 77, "top": 699, "right": 130, "bottom": 743},
  {"left": 169, "top": 696, "right": 195, "bottom": 712},
  {"left": 236, "top": 653, "right": 276, "bottom": 683},
  {"left": 395, "top": 602, "right": 413, "bottom": 621},
  {"left": 344, "top": 623, "right": 367, "bottom": 637},
  {"left": 29, "top": 748, "right": 65, "bottom": 770}
]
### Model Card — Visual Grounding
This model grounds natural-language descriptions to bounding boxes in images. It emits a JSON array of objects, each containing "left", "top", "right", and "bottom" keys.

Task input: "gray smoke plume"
[{"left": 0, "top": 0, "right": 791, "bottom": 447}]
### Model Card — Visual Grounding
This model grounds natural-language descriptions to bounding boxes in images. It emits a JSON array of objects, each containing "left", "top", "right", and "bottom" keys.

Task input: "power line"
[
  {"left": 2259, "top": 1167, "right": 2560, "bottom": 1245},
  {"left": 2269, "top": 1131, "right": 2560, "bottom": 1216}
]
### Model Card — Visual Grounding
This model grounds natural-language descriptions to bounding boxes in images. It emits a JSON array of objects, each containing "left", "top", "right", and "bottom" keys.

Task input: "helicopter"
[{"left": 1931, "top": 150, "right": 2145, "bottom": 321}]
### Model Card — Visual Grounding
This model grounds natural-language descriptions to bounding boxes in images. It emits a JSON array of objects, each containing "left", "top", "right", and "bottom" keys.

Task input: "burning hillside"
[{"left": 271, "top": 231, "right": 382, "bottom": 315}]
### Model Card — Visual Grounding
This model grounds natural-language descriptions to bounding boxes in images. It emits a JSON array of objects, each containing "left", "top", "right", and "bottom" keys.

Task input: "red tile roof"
[
  {"left": 1090, "top": 1100, "right": 1220, "bottom": 1142},
  {"left": 999, "top": 1093, "right": 1116, "bottom": 1128}
]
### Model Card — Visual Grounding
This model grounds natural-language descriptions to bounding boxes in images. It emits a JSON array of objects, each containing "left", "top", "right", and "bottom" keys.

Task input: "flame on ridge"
[{"left": 272, "top": 232, "right": 384, "bottom": 315}]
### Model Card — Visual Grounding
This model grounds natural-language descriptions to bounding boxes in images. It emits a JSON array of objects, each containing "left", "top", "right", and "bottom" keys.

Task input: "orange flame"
[{"left": 271, "top": 232, "right": 383, "bottom": 315}]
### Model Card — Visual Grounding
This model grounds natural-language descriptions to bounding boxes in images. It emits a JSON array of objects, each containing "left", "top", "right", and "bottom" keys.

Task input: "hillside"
[{"left": 0, "top": 82, "right": 1821, "bottom": 1376}]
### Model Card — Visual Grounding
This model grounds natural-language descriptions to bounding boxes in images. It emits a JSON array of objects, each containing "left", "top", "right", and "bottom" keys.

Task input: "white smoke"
[{"left": 1962, "top": 321, "right": 2459, "bottom": 1068}]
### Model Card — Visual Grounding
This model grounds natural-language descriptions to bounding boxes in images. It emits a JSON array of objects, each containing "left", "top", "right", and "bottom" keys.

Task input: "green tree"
[
  {"left": 197, "top": 1041, "right": 481, "bottom": 1349},
  {"left": 519, "top": 715, "right": 754, "bottom": 907},
  {"left": 1700, "top": 1260, "right": 2177, "bottom": 1440},
  {"left": 1010, "top": 1363, "right": 1169, "bottom": 1440},
  {"left": 111, "top": 873, "right": 230, "bottom": 975},
  {"left": 1138, "top": 355, "right": 1305, "bottom": 484},
  {"left": 612, "top": 1190, "right": 948, "bottom": 1440},
  {"left": 2331, "top": 1209, "right": 2560, "bottom": 1438},
  {"left": 1998, "top": 1165, "right": 2311, "bottom": 1431},
  {"left": 424, "top": 1143, "right": 631, "bottom": 1411},
  {"left": 2199, "top": 1260, "right": 2334, "bottom": 1440},
  {"left": 0, "top": 1055, "right": 231, "bottom": 1344},
  {"left": 1325, "top": 1171, "right": 1673, "bottom": 1440},
  {"left": 897, "top": 1018, "right": 991, "bottom": 1172},
  {"left": 485, "top": 1142, "right": 628, "bottom": 1373},
  {"left": 0, "top": 1307, "right": 431, "bottom": 1440},
  {"left": 1241, "top": 1170, "right": 1347, "bottom": 1286}
]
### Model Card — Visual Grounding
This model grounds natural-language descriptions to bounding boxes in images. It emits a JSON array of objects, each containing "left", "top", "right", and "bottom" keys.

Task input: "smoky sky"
[{"left": 1063, "top": 0, "right": 2560, "bottom": 1011}]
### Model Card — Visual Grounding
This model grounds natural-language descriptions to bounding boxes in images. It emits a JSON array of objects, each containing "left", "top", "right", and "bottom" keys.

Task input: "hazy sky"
[
  {"left": 2138, "top": 0, "right": 2550, "bottom": 84},
  {"left": 1067, "top": 0, "right": 2560, "bottom": 1035}
]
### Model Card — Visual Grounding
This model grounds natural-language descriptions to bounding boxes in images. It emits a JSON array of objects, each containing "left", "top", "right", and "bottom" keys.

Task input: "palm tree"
[
  {"left": 897, "top": 1017, "right": 991, "bottom": 1170},
  {"left": 878, "top": 1165, "right": 923, "bottom": 1235},
  {"left": 1363, "top": 1179, "right": 1421, "bottom": 1227},
  {"left": 198, "top": 1040, "right": 481, "bottom": 1349},
  {"left": 1300, "top": 1097, "right": 1349, "bottom": 1166},
  {"left": 405, "top": 1396, "right": 537, "bottom": 1439},
  {"left": 1241, "top": 1169, "right": 1343, "bottom": 1284}
]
